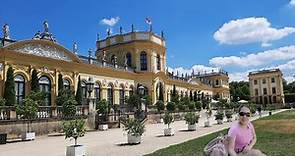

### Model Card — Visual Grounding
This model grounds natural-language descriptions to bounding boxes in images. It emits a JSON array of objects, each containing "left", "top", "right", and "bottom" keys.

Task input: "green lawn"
[{"left": 146, "top": 110, "right": 295, "bottom": 156}]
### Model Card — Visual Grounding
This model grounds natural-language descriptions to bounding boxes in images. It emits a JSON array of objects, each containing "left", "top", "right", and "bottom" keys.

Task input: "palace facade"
[
  {"left": 248, "top": 69, "right": 285, "bottom": 106},
  {"left": 0, "top": 21, "right": 230, "bottom": 109}
]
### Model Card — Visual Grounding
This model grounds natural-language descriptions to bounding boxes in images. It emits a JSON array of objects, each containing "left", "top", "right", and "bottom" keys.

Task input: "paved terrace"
[{"left": 0, "top": 110, "right": 285, "bottom": 156}]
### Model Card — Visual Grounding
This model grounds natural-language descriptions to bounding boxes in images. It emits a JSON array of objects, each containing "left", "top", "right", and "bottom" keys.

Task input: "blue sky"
[{"left": 1, "top": 0, "right": 295, "bottom": 82}]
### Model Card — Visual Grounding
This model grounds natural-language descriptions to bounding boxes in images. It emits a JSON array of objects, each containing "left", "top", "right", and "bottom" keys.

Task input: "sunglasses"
[{"left": 239, "top": 112, "right": 250, "bottom": 117}]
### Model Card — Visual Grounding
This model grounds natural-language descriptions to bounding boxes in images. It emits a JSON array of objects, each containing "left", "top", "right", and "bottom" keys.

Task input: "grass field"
[{"left": 146, "top": 110, "right": 295, "bottom": 156}]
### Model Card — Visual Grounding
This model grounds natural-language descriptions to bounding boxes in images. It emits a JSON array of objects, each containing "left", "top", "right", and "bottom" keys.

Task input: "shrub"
[
  {"left": 62, "top": 96, "right": 77, "bottom": 119},
  {"left": 184, "top": 112, "right": 199, "bottom": 125},
  {"left": 215, "top": 111, "right": 224, "bottom": 120},
  {"left": 3, "top": 66, "right": 15, "bottom": 106},
  {"left": 188, "top": 102, "right": 196, "bottom": 111},
  {"left": 166, "top": 102, "right": 176, "bottom": 112},
  {"left": 195, "top": 101, "right": 202, "bottom": 110},
  {"left": 121, "top": 118, "right": 145, "bottom": 137},
  {"left": 163, "top": 112, "right": 174, "bottom": 128},
  {"left": 62, "top": 119, "right": 86, "bottom": 146},
  {"left": 225, "top": 110, "right": 233, "bottom": 119},
  {"left": 0, "top": 97, "right": 6, "bottom": 111},
  {"left": 155, "top": 100, "right": 165, "bottom": 112}
]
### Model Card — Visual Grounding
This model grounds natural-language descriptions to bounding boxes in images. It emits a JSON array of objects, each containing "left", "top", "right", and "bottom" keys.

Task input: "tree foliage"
[
  {"left": 75, "top": 76, "right": 82, "bottom": 105},
  {"left": 58, "top": 74, "right": 64, "bottom": 95},
  {"left": 155, "top": 100, "right": 165, "bottom": 112},
  {"left": 229, "top": 81, "right": 250, "bottom": 102},
  {"left": 166, "top": 101, "right": 176, "bottom": 112},
  {"left": 4, "top": 66, "right": 15, "bottom": 106},
  {"left": 31, "top": 69, "right": 39, "bottom": 92},
  {"left": 62, "top": 119, "right": 86, "bottom": 146}
]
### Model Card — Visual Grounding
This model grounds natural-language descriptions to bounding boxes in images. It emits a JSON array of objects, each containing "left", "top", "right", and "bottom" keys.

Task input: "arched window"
[
  {"left": 140, "top": 51, "right": 147, "bottom": 71},
  {"left": 126, "top": 53, "right": 132, "bottom": 67},
  {"left": 39, "top": 76, "right": 51, "bottom": 106},
  {"left": 119, "top": 85, "right": 125, "bottom": 108},
  {"left": 107, "top": 83, "right": 114, "bottom": 106},
  {"left": 157, "top": 54, "right": 161, "bottom": 70},
  {"left": 94, "top": 82, "right": 101, "bottom": 101},
  {"left": 111, "top": 55, "right": 116, "bottom": 65},
  {"left": 129, "top": 85, "right": 134, "bottom": 96},
  {"left": 81, "top": 81, "right": 87, "bottom": 99},
  {"left": 15, "top": 75, "right": 25, "bottom": 105},
  {"left": 63, "top": 79, "right": 70, "bottom": 90}
]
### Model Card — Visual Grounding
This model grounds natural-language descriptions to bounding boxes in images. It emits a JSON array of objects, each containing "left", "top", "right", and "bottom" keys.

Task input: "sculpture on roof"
[
  {"left": 73, "top": 42, "right": 78, "bottom": 54},
  {"left": 3, "top": 24, "right": 10, "bottom": 39},
  {"left": 43, "top": 21, "right": 49, "bottom": 33}
]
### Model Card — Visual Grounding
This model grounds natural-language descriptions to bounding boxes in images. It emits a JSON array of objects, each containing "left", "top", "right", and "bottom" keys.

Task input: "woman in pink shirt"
[{"left": 227, "top": 106, "right": 266, "bottom": 156}]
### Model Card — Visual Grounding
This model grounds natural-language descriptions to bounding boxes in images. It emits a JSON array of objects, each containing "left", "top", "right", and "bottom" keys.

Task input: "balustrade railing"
[{"left": 0, "top": 105, "right": 89, "bottom": 122}]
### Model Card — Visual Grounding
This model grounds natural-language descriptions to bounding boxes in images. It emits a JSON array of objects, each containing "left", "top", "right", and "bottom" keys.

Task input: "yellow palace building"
[{"left": 0, "top": 21, "right": 230, "bottom": 108}]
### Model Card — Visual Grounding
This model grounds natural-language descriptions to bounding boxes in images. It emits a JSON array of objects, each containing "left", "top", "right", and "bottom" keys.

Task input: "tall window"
[
  {"left": 81, "top": 81, "right": 87, "bottom": 98},
  {"left": 272, "top": 87, "right": 276, "bottom": 94},
  {"left": 271, "top": 77, "right": 275, "bottom": 83},
  {"left": 263, "top": 88, "right": 267, "bottom": 95},
  {"left": 254, "top": 80, "right": 257, "bottom": 85},
  {"left": 255, "top": 89, "right": 259, "bottom": 96},
  {"left": 156, "top": 54, "right": 161, "bottom": 70},
  {"left": 63, "top": 79, "right": 70, "bottom": 90},
  {"left": 119, "top": 85, "right": 125, "bottom": 108},
  {"left": 215, "top": 80, "right": 219, "bottom": 86},
  {"left": 126, "top": 53, "right": 132, "bottom": 67},
  {"left": 140, "top": 51, "right": 147, "bottom": 71},
  {"left": 39, "top": 76, "right": 51, "bottom": 106},
  {"left": 107, "top": 83, "right": 114, "bottom": 106},
  {"left": 15, "top": 75, "right": 25, "bottom": 105},
  {"left": 273, "top": 96, "right": 277, "bottom": 103},
  {"left": 129, "top": 85, "right": 134, "bottom": 96},
  {"left": 94, "top": 82, "right": 101, "bottom": 101},
  {"left": 156, "top": 82, "right": 164, "bottom": 101},
  {"left": 262, "top": 79, "right": 266, "bottom": 84}
]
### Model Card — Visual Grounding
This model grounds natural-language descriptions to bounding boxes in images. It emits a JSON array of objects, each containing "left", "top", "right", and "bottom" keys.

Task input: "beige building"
[
  {"left": 248, "top": 69, "right": 285, "bottom": 106},
  {"left": 0, "top": 21, "right": 230, "bottom": 110}
]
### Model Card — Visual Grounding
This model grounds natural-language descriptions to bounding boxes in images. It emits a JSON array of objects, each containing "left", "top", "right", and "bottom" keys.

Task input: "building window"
[
  {"left": 273, "top": 96, "right": 277, "bottom": 103},
  {"left": 119, "top": 85, "right": 125, "bottom": 108},
  {"left": 272, "top": 87, "right": 276, "bottom": 94},
  {"left": 129, "top": 85, "right": 134, "bottom": 96},
  {"left": 156, "top": 82, "right": 164, "bottom": 101},
  {"left": 63, "top": 79, "right": 70, "bottom": 90},
  {"left": 39, "top": 76, "right": 51, "bottom": 106},
  {"left": 94, "top": 82, "right": 101, "bottom": 101},
  {"left": 15, "top": 75, "right": 25, "bottom": 105},
  {"left": 156, "top": 54, "right": 161, "bottom": 70},
  {"left": 255, "top": 89, "right": 258, "bottom": 96},
  {"left": 126, "top": 53, "right": 132, "bottom": 67},
  {"left": 271, "top": 77, "right": 275, "bottom": 83},
  {"left": 254, "top": 80, "right": 257, "bottom": 85},
  {"left": 107, "top": 83, "right": 113, "bottom": 106},
  {"left": 140, "top": 51, "right": 147, "bottom": 71},
  {"left": 262, "top": 79, "right": 266, "bottom": 84},
  {"left": 263, "top": 88, "right": 267, "bottom": 95},
  {"left": 111, "top": 55, "right": 116, "bottom": 65},
  {"left": 215, "top": 80, "right": 219, "bottom": 86},
  {"left": 81, "top": 81, "right": 87, "bottom": 99}
]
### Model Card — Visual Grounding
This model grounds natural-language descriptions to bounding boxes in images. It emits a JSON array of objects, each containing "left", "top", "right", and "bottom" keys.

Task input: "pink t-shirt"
[{"left": 228, "top": 121, "right": 254, "bottom": 153}]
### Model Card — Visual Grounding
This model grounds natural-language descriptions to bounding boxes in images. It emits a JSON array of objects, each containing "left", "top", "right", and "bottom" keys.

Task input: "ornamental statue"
[
  {"left": 43, "top": 21, "right": 49, "bottom": 33},
  {"left": 3, "top": 24, "right": 10, "bottom": 39}
]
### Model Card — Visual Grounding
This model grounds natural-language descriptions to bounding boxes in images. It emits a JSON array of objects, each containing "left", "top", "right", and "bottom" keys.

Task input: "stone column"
[{"left": 87, "top": 98, "right": 96, "bottom": 130}]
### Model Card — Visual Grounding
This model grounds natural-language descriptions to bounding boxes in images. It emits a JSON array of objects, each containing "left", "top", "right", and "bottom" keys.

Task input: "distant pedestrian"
[{"left": 257, "top": 106, "right": 262, "bottom": 118}]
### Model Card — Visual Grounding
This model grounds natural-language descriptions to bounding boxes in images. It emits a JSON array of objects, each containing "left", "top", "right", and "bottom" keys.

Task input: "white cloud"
[
  {"left": 209, "top": 45, "right": 295, "bottom": 67},
  {"left": 229, "top": 71, "right": 249, "bottom": 82},
  {"left": 290, "top": 0, "right": 295, "bottom": 6},
  {"left": 100, "top": 17, "right": 120, "bottom": 27},
  {"left": 261, "top": 42, "right": 272, "bottom": 47},
  {"left": 214, "top": 17, "right": 295, "bottom": 46},
  {"left": 168, "top": 65, "right": 219, "bottom": 76}
]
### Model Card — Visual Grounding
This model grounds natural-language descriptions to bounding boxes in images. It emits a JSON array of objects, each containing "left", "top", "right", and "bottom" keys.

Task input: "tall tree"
[
  {"left": 31, "top": 69, "right": 39, "bottom": 92},
  {"left": 4, "top": 66, "right": 16, "bottom": 106},
  {"left": 58, "top": 73, "right": 64, "bottom": 95},
  {"left": 75, "top": 76, "right": 82, "bottom": 105}
]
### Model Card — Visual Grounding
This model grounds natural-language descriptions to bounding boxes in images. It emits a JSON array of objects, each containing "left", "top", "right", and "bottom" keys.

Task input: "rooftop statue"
[
  {"left": 43, "top": 21, "right": 49, "bottom": 33},
  {"left": 3, "top": 24, "right": 10, "bottom": 39}
]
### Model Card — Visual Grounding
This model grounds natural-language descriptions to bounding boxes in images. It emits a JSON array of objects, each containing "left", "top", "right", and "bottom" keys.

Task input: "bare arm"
[
  {"left": 248, "top": 125, "right": 257, "bottom": 149},
  {"left": 228, "top": 137, "right": 237, "bottom": 156}
]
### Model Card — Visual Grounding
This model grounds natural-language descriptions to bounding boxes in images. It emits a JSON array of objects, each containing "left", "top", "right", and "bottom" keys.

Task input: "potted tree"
[
  {"left": 204, "top": 108, "right": 212, "bottom": 127},
  {"left": 163, "top": 112, "right": 174, "bottom": 136},
  {"left": 184, "top": 112, "right": 199, "bottom": 131},
  {"left": 156, "top": 100, "right": 165, "bottom": 123},
  {"left": 225, "top": 110, "right": 233, "bottom": 122},
  {"left": 121, "top": 118, "right": 145, "bottom": 144},
  {"left": 96, "top": 99, "right": 109, "bottom": 131},
  {"left": 16, "top": 96, "right": 38, "bottom": 141},
  {"left": 63, "top": 119, "right": 86, "bottom": 156},
  {"left": 0, "top": 97, "right": 7, "bottom": 144},
  {"left": 215, "top": 111, "right": 224, "bottom": 124}
]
